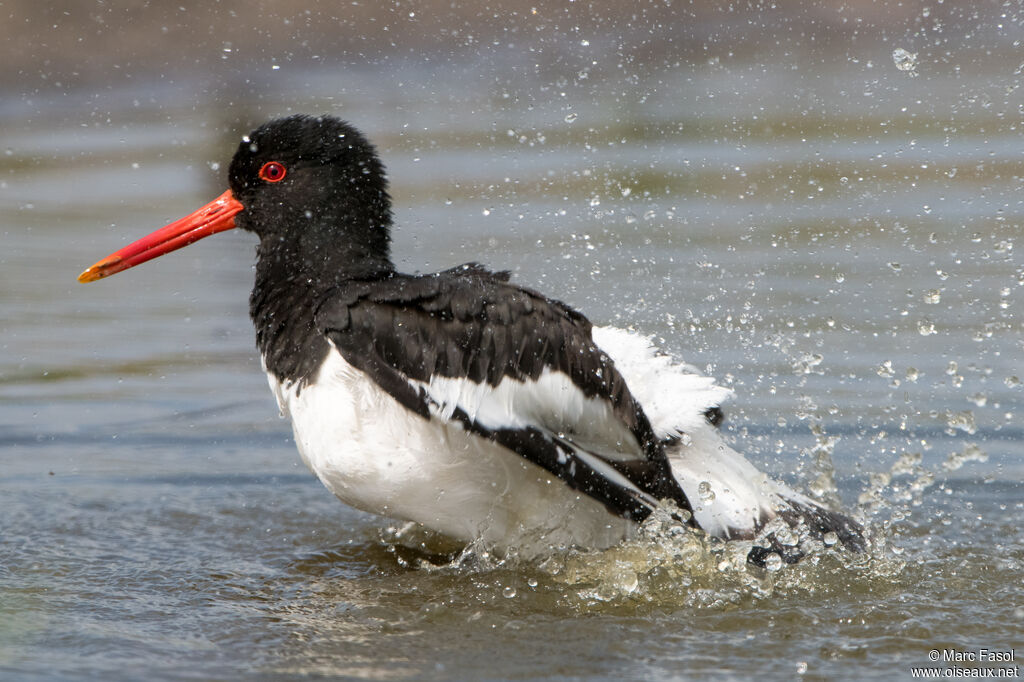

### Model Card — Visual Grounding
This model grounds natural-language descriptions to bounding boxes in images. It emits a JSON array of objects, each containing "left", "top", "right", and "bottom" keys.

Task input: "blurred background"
[{"left": 2, "top": 1, "right": 1022, "bottom": 680}]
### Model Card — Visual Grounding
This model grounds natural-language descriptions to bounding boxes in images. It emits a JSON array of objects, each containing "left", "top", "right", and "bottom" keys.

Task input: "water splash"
[
  {"left": 942, "top": 443, "right": 987, "bottom": 472},
  {"left": 892, "top": 48, "right": 919, "bottom": 76},
  {"left": 539, "top": 506, "right": 902, "bottom": 608},
  {"left": 374, "top": 495, "right": 902, "bottom": 610},
  {"left": 370, "top": 422, "right": 994, "bottom": 612}
]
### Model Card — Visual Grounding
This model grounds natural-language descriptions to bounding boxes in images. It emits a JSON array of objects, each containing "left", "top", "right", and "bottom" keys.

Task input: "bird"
[{"left": 78, "top": 114, "right": 864, "bottom": 563}]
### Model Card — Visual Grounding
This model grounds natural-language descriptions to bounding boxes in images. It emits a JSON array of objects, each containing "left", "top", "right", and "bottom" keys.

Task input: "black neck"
[
  {"left": 249, "top": 216, "right": 396, "bottom": 386},
  {"left": 249, "top": 263, "right": 325, "bottom": 386}
]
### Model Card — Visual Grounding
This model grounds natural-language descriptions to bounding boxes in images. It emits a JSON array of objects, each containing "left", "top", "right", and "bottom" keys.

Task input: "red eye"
[{"left": 258, "top": 161, "right": 287, "bottom": 183}]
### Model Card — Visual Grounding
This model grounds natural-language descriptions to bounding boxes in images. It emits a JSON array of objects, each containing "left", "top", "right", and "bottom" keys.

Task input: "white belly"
[{"left": 268, "top": 349, "right": 635, "bottom": 556}]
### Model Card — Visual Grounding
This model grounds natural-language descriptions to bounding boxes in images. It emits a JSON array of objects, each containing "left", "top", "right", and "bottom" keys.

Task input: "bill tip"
[{"left": 77, "top": 256, "right": 122, "bottom": 283}]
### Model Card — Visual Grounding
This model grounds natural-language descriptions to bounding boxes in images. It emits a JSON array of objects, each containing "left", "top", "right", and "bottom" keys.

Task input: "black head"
[
  {"left": 78, "top": 115, "right": 394, "bottom": 286},
  {"left": 230, "top": 115, "right": 395, "bottom": 279}
]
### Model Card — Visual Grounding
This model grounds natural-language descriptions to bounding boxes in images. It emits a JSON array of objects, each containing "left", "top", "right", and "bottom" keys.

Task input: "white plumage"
[{"left": 268, "top": 325, "right": 810, "bottom": 556}]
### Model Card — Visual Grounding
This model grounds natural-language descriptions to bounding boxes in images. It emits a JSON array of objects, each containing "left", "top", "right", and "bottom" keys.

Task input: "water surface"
[{"left": 2, "top": 36, "right": 1023, "bottom": 681}]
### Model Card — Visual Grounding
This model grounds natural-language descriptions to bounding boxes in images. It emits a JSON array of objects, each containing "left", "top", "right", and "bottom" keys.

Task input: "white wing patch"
[
  {"left": 409, "top": 366, "right": 645, "bottom": 464},
  {"left": 405, "top": 325, "right": 734, "bottom": 468}
]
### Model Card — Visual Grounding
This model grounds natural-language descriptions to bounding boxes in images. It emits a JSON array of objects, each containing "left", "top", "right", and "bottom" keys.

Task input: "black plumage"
[{"left": 321, "top": 265, "right": 692, "bottom": 520}]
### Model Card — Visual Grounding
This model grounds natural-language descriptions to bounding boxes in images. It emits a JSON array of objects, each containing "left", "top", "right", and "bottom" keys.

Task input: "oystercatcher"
[{"left": 79, "top": 115, "right": 864, "bottom": 561}]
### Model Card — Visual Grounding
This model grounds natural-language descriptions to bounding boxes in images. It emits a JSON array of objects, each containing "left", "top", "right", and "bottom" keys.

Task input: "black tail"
[{"left": 747, "top": 498, "right": 865, "bottom": 567}]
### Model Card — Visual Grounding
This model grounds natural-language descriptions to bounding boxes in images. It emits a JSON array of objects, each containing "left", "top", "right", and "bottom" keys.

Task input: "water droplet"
[
  {"left": 923, "top": 289, "right": 941, "bottom": 304},
  {"left": 917, "top": 319, "right": 937, "bottom": 336},
  {"left": 774, "top": 527, "right": 798, "bottom": 546},
  {"left": 564, "top": 112, "right": 578, "bottom": 123},
  {"left": 822, "top": 532, "right": 839, "bottom": 547},
  {"left": 764, "top": 553, "right": 784, "bottom": 571},
  {"left": 697, "top": 481, "right": 716, "bottom": 502},
  {"left": 892, "top": 48, "right": 918, "bottom": 75},
  {"left": 945, "top": 410, "right": 978, "bottom": 435},
  {"left": 502, "top": 585, "right": 517, "bottom": 598}
]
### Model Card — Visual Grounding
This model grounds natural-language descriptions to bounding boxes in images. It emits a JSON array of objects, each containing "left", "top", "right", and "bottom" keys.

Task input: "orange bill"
[{"left": 78, "top": 189, "right": 244, "bottom": 283}]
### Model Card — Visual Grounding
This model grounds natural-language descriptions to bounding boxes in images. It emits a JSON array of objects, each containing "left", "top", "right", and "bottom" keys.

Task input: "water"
[{"left": 3, "top": 33, "right": 1023, "bottom": 682}]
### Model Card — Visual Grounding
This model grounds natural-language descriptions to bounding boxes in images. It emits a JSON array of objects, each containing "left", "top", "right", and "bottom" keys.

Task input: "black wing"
[{"left": 314, "top": 264, "right": 692, "bottom": 522}]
